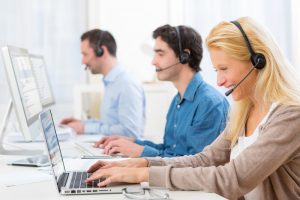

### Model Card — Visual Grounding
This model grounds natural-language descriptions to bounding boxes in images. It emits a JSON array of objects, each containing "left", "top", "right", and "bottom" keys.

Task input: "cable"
[{"left": 122, "top": 187, "right": 171, "bottom": 200}]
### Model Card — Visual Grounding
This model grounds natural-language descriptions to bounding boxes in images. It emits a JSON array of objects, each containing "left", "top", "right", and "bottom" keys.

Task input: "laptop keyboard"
[{"left": 70, "top": 172, "right": 104, "bottom": 188}]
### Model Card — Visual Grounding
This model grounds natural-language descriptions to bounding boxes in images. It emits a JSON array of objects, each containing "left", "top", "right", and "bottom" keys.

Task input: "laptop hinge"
[{"left": 57, "top": 172, "right": 69, "bottom": 191}]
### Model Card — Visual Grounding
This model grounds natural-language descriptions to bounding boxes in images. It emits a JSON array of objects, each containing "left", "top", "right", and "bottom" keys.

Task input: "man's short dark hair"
[
  {"left": 81, "top": 29, "right": 117, "bottom": 57},
  {"left": 153, "top": 25, "right": 203, "bottom": 72}
]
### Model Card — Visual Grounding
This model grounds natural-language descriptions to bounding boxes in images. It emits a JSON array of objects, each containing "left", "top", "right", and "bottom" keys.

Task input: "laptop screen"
[{"left": 40, "top": 110, "right": 66, "bottom": 183}]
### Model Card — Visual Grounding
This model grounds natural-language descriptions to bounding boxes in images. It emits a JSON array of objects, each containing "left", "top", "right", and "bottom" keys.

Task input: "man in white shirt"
[{"left": 60, "top": 29, "right": 146, "bottom": 139}]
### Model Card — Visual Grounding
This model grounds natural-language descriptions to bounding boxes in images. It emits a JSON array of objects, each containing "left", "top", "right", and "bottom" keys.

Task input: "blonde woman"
[{"left": 85, "top": 17, "right": 300, "bottom": 199}]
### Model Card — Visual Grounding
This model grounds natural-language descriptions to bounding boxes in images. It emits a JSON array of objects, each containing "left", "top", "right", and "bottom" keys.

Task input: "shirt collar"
[
  {"left": 103, "top": 64, "right": 124, "bottom": 86},
  {"left": 175, "top": 72, "right": 203, "bottom": 104}
]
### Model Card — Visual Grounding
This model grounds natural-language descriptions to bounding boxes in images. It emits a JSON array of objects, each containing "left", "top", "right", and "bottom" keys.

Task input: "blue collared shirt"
[
  {"left": 84, "top": 64, "right": 146, "bottom": 139},
  {"left": 135, "top": 72, "right": 229, "bottom": 157}
]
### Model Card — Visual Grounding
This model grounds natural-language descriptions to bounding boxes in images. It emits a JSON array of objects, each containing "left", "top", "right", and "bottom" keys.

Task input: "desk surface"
[
  {"left": 0, "top": 182, "right": 224, "bottom": 200},
  {"left": 0, "top": 141, "right": 226, "bottom": 200}
]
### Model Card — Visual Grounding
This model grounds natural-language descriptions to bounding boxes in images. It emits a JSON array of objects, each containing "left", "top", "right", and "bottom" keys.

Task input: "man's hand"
[
  {"left": 103, "top": 139, "right": 144, "bottom": 157},
  {"left": 93, "top": 135, "right": 134, "bottom": 148},
  {"left": 86, "top": 167, "right": 149, "bottom": 187},
  {"left": 87, "top": 158, "right": 149, "bottom": 173},
  {"left": 60, "top": 117, "right": 84, "bottom": 134}
]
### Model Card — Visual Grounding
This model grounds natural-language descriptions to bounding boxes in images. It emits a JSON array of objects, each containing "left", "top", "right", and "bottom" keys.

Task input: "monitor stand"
[{"left": 0, "top": 100, "right": 42, "bottom": 155}]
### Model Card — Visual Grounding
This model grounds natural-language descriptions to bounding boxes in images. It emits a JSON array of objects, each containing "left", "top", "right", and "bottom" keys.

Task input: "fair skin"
[
  {"left": 85, "top": 47, "right": 271, "bottom": 187},
  {"left": 60, "top": 39, "right": 117, "bottom": 134},
  {"left": 94, "top": 136, "right": 141, "bottom": 157},
  {"left": 92, "top": 36, "right": 196, "bottom": 157},
  {"left": 85, "top": 158, "right": 149, "bottom": 186},
  {"left": 94, "top": 135, "right": 135, "bottom": 148},
  {"left": 210, "top": 48, "right": 270, "bottom": 136}
]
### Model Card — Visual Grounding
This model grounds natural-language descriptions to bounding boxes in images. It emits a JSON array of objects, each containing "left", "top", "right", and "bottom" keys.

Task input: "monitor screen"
[
  {"left": 30, "top": 54, "right": 55, "bottom": 108},
  {"left": 39, "top": 110, "right": 65, "bottom": 183},
  {"left": 2, "top": 46, "right": 43, "bottom": 141},
  {"left": 5, "top": 47, "right": 42, "bottom": 124}
]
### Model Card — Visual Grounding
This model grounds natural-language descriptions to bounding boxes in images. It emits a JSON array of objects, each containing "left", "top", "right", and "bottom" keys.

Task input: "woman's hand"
[
  {"left": 86, "top": 167, "right": 149, "bottom": 187},
  {"left": 87, "top": 158, "right": 149, "bottom": 173}
]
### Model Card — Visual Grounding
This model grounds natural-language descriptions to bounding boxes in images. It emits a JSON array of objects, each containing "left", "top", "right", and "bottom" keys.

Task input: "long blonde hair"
[{"left": 206, "top": 17, "right": 300, "bottom": 146}]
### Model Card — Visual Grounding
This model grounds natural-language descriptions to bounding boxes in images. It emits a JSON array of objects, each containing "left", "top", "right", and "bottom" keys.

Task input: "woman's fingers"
[{"left": 87, "top": 160, "right": 107, "bottom": 173}]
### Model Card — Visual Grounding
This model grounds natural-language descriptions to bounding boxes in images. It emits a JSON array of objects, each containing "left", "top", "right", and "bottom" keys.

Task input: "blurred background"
[{"left": 0, "top": 0, "right": 299, "bottom": 140}]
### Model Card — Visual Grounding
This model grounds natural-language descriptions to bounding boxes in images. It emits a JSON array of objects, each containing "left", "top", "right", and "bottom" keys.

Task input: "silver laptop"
[{"left": 39, "top": 109, "right": 142, "bottom": 195}]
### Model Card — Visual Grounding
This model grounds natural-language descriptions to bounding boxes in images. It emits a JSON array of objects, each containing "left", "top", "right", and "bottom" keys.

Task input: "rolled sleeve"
[
  {"left": 135, "top": 139, "right": 146, "bottom": 145},
  {"left": 140, "top": 145, "right": 160, "bottom": 157}
]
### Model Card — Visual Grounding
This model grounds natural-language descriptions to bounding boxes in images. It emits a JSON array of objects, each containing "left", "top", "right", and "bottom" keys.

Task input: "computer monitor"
[
  {"left": 29, "top": 54, "right": 75, "bottom": 142},
  {"left": 29, "top": 54, "right": 55, "bottom": 108},
  {"left": 1, "top": 46, "right": 43, "bottom": 154}
]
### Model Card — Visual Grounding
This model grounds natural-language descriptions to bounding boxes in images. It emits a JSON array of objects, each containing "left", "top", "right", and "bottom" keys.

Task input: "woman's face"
[{"left": 209, "top": 48, "right": 258, "bottom": 101}]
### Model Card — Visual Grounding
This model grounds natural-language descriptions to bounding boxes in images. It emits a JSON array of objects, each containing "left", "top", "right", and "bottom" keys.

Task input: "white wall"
[
  {"left": 182, "top": 0, "right": 295, "bottom": 95},
  {"left": 86, "top": 0, "right": 173, "bottom": 83},
  {"left": 84, "top": 0, "right": 298, "bottom": 99},
  {"left": 0, "top": 0, "right": 87, "bottom": 122},
  {"left": 291, "top": 0, "right": 300, "bottom": 69},
  {"left": 1, "top": 0, "right": 299, "bottom": 141}
]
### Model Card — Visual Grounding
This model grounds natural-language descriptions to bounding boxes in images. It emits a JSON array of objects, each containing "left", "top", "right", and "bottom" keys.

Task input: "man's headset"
[
  {"left": 225, "top": 21, "right": 266, "bottom": 96},
  {"left": 95, "top": 30, "right": 104, "bottom": 57},
  {"left": 155, "top": 26, "right": 190, "bottom": 72},
  {"left": 175, "top": 26, "right": 190, "bottom": 64},
  {"left": 85, "top": 30, "right": 105, "bottom": 70}
]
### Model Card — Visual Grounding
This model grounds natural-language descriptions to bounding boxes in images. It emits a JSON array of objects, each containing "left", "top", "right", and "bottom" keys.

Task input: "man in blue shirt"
[
  {"left": 94, "top": 25, "right": 229, "bottom": 157},
  {"left": 60, "top": 29, "right": 146, "bottom": 139}
]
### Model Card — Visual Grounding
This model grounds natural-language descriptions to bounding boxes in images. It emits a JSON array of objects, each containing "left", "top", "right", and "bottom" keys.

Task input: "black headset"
[
  {"left": 175, "top": 26, "right": 190, "bottom": 64},
  {"left": 95, "top": 30, "right": 104, "bottom": 57},
  {"left": 231, "top": 21, "right": 266, "bottom": 69}
]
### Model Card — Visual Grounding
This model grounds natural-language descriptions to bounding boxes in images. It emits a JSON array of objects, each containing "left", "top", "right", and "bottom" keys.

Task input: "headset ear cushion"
[
  {"left": 252, "top": 53, "right": 266, "bottom": 69},
  {"left": 96, "top": 47, "right": 104, "bottom": 57},
  {"left": 180, "top": 51, "right": 190, "bottom": 64}
]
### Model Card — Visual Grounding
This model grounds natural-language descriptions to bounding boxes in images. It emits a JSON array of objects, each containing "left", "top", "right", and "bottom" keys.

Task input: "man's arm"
[
  {"left": 60, "top": 117, "right": 84, "bottom": 134},
  {"left": 103, "top": 138, "right": 174, "bottom": 158}
]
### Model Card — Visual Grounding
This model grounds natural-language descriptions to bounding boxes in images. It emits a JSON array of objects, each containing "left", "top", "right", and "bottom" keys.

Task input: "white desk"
[
  {"left": 0, "top": 182, "right": 225, "bottom": 200},
  {"left": 0, "top": 141, "right": 226, "bottom": 200}
]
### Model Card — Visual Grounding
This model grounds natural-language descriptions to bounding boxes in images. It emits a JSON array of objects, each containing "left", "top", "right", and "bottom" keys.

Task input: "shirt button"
[
  {"left": 177, "top": 104, "right": 180, "bottom": 109},
  {"left": 173, "top": 144, "right": 176, "bottom": 148},
  {"left": 174, "top": 124, "right": 177, "bottom": 128}
]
